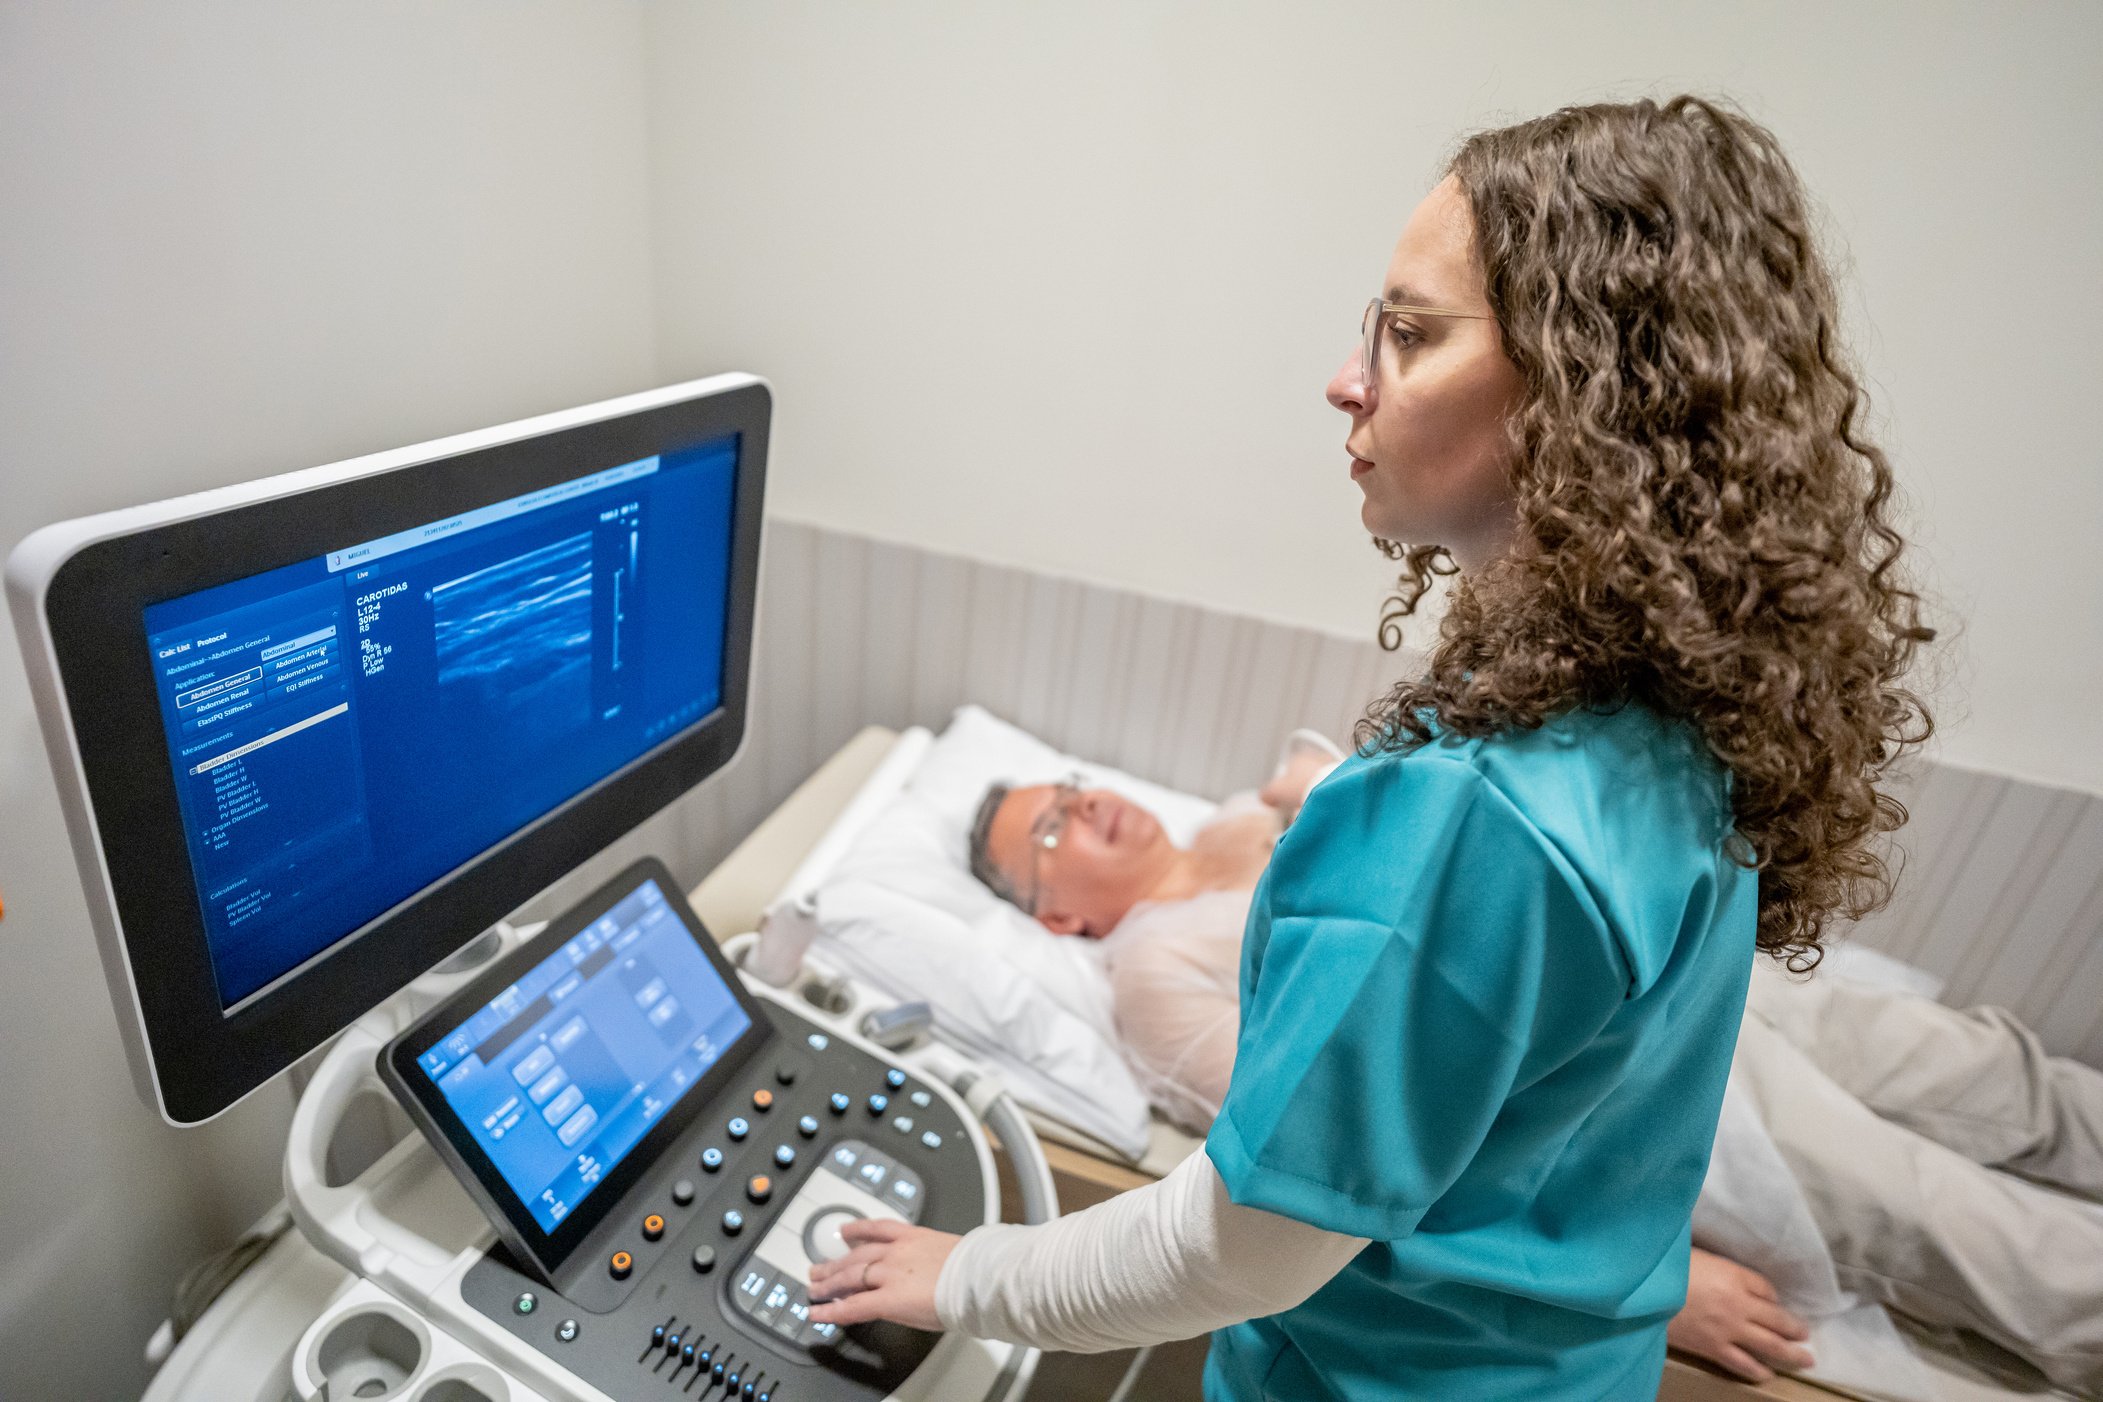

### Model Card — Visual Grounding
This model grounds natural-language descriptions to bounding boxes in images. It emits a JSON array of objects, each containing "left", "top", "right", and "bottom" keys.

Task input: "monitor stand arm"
[{"left": 284, "top": 919, "right": 536, "bottom": 1282}]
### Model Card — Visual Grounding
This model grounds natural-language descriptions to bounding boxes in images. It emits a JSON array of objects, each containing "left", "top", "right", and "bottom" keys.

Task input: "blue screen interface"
[
  {"left": 415, "top": 878, "right": 753, "bottom": 1233},
  {"left": 142, "top": 436, "right": 739, "bottom": 1007}
]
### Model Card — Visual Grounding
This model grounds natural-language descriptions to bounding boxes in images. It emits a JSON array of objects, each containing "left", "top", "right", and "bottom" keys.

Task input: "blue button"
[
  {"left": 727, "top": 1116, "right": 750, "bottom": 1141},
  {"left": 921, "top": 1129, "right": 943, "bottom": 1150},
  {"left": 866, "top": 1093, "right": 889, "bottom": 1116},
  {"left": 701, "top": 1146, "right": 724, "bottom": 1172},
  {"left": 798, "top": 1114, "right": 819, "bottom": 1138},
  {"left": 774, "top": 1144, "right": 796, "bottom": 1168},
  {"left": 829, "top": 1092, "right": 850, "bottom": 1115},
  {"left": 885, "top": 1068, "right": 907, "bottom": 1090},
  {"left": 807, "top": 1033, "right": 829, "bottom": 1050},
  {"left": 722, "top": 1209, "right": 745, "bottom": 1235},
  {"left": 513, "top": 1291, "right": 537, "bottom": 1316}
]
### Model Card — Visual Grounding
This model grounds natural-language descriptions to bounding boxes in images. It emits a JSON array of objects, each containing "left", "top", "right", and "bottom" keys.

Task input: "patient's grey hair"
[{"left": 968, "top": 782, "right": 1022, "bottom": 908}]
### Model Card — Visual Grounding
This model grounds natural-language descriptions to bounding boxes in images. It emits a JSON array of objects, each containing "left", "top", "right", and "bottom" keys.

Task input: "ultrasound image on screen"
[
  {"left": 432, "top": 533, "right": 596, "bottom": 744},
  {"left": 143, "top": 442, "right": 739, "bottom": 1007}
]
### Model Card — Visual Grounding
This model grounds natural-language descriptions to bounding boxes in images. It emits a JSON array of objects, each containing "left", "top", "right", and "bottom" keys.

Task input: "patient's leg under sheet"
[
  {"left": 1732, "top": 1012, "right": 2103, "bottom": 1395},
  {"left": 1747, "top": 963, "right": 2103, "bottom": 1201}
]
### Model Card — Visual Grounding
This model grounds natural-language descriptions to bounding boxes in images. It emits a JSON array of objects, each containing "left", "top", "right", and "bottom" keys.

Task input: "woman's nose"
[{"left": 1327, "top": 350, "right": 1374, "bottom": 415}]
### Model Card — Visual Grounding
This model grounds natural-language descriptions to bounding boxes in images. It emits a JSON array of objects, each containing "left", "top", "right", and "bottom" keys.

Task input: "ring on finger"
[{"left": 860, "top": 1260, "right": 874, "bottom": 1291}]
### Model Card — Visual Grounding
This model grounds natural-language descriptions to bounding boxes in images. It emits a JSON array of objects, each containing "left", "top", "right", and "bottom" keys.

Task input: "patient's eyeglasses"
[
  {"left": 1359, "top": 296, "right": 1493, "bottom": 388},
  {"left": 1021, "top": 776, "right": 1086, "bottom": 917}
]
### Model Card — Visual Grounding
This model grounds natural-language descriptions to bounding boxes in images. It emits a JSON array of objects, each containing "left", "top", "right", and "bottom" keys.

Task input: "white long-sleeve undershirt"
[{"left": 933, "top": 1147, "right": 1369, "bottom": 1354}]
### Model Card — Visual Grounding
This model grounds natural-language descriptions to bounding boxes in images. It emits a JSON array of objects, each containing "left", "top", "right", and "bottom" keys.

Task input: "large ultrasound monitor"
[{"left": 6, "top": 375, "right": 769, "bottom": 1124}]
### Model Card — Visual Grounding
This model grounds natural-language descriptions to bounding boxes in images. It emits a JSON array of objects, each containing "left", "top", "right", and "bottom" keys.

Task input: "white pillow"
[{"left": 809, "top": 706, "right": 1217, "bottom": 1158}]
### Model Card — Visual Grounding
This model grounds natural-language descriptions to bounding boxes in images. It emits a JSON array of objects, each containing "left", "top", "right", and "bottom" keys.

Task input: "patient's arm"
[
  {"left": 1259, "top": 743, "right": 1340, "bottom": 818},
  {"left": 1667, "top": 1248, "right": 1815, "bottom": 1383},
  {"left": 933, "top": 1145, "right": 1368, "bottom": 1351}
]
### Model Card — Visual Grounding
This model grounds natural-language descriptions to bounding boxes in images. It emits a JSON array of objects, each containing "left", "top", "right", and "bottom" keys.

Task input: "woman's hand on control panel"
[{"left": 806, "top": 1218, "right": 959, "bottom": 1332}]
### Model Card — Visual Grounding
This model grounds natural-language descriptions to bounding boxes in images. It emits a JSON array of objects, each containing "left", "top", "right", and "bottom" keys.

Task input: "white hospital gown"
[{"left": 1099, "top": 888, "right": 1251, "bottom": 1133}]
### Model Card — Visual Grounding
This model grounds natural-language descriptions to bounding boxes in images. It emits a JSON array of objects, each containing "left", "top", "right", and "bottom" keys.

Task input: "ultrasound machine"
[{"left": 7, "top": 376, "right": 1055, "bottom": 1402}]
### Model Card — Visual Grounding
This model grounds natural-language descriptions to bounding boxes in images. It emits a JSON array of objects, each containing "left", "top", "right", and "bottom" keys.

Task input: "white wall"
[
  {"left": 0, "top": 3, "right": 656, "bottom": 1396},
  {"left": 643, "top": 0, "right": 2103, "bottom": 793}
]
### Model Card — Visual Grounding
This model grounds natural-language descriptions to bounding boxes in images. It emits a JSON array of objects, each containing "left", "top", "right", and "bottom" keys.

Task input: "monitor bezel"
[
  {"left": 377, "top": 856, "right": 772, "bottom": 1283},
  {"left": 11, "top": 375, "right": 768, "bottom": 1125}
]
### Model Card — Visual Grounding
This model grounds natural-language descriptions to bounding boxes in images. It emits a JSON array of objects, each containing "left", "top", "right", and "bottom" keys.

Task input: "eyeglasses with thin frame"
[
  {"left": 1022, "top": 775, "right": 1085, "bottom": 917},
  {"left": 1359, "top": 297, "right": 1493, "bottom": 389}
]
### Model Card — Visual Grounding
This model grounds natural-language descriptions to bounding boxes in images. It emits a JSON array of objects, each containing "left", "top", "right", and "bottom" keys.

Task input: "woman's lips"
[{"left": 1350, "top": 457, "right": 1375, "bottom": 479}]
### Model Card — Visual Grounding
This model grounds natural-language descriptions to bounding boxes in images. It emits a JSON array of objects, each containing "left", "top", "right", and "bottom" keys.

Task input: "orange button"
[
  {"left": 746, "top": 1175, "right": 773, "bottom": 1204},
  {"left": 751, "top": 1088, "right": 775, "bottom": 1112},
  {"left": 609, "top": 1250, "right": 633, "bottom": 1280},
  {"left": 642, "top": 1214, "right": 665, "bottom": 1241}
]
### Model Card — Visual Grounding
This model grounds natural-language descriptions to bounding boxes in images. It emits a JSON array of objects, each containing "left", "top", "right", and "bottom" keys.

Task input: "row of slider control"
[{"left": 650, "top": 1321, "right": 775, "bottom": 1401}]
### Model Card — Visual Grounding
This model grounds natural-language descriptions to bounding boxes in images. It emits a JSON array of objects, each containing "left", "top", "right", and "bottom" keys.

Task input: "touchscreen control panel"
[
  {"left": 415, "top": 879, "right": 751, "bottom": 1234},
  {"left": 384, "top": 861, "right": 987, "bottom": 1402},
  {"left": 457, "top": 1007, "right": 984, "bottom": 1402}
]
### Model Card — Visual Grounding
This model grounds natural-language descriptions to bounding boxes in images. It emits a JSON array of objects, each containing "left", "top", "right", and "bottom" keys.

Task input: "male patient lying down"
[{"left": 967, "top": 756, "right": 2103, "bottom": 1394}]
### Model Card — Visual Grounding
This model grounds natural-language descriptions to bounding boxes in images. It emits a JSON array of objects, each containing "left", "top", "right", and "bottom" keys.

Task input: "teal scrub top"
[{"left": 1204, "top": 704, "right": 1756, "bottom": 1401}]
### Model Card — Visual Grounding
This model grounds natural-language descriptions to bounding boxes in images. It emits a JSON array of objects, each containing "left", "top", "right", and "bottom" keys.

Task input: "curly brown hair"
[{"left": 1360, "top": 96, "right": 1935, "bottom": 966}]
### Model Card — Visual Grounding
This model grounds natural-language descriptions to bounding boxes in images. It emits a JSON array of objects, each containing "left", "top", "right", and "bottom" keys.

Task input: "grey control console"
[{"left": 458, "top": 1001, "right": 985, "bottom": 1402}]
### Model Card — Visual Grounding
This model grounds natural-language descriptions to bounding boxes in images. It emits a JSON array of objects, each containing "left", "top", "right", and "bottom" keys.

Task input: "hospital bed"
[{"left": 711, "top": 723, "right": 2082, "bottom": 1402}]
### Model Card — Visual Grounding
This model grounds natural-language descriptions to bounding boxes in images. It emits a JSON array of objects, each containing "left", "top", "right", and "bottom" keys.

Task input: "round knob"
[
  {"left": 828, "top": 1092, "right": 850, "bottom": 1115},
  {"left": 727, "top": 1116, "right": 750, "bottom": 1141},
  {"left": 691, "top": 1244, "right": 717, "bottom": 1274},
  {"left": 721, "top": 1209, "right": 745, "bottom": 1236},
  {"left": 803, "top": 1204, "right": 866, "bottom": 1263},
  {"left": 609, "top": 1251, "right": 633, "bottom": 1280},
  {"left": 746, "top": 1174, "right": 773, "bottom": 1204},
  {"left": 672, "top": 1178, "right": 696, "bottom": 1206},
  {"left": 774, "top": 1144, "right": 796, "bottom": 1169},
  {"left": 701, "top": 1146, "right": 724, "bottom": 1173},
  {"left": 751, "top": 1088, "right": 775, "bottom": 1112},
  {"left": 642, "top": 1213, "right": 665, "bottom": 1241},
  {"left": 797, "top": 1114, "right": 819, "bottom": 1139},
  {"left": 866, "top": 1093, "right": 889, "bottom": 1116},
  {"left": 885, "top": 1068, "right": 907, "bottom": 1091}
]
